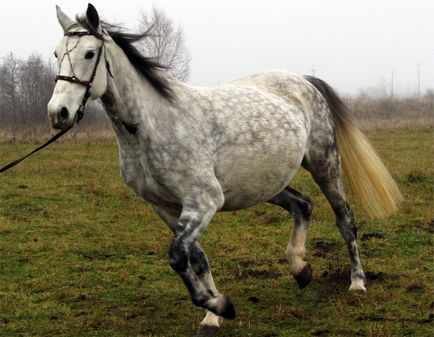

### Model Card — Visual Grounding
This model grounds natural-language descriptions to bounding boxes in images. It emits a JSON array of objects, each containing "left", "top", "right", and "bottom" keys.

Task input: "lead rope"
[
  {"left": 0, "top": 31, "right": 105, "bottom": 174},
  {"left": 0, "top": 128, "right": 71, "bottom": 173}
]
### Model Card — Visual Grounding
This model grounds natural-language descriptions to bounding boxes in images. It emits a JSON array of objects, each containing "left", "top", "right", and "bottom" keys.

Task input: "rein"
[
  {"left": 0, "top": 128, "right": 70, "bottom": 173},
  {"left": 0, "top": 31, "right": 105, "bottom": 174}
]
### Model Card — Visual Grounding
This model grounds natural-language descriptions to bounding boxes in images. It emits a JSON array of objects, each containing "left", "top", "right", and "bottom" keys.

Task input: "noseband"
[{"left": 55, "top": 30, "right": 105, "bottom": 123}]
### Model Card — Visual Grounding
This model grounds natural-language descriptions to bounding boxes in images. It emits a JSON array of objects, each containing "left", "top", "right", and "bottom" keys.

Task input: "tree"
[
  {"left": 0, "top": 53, "right": 20, "bottom": 126},
  {"left": 137, "top": 6, "right": 191, "bottom": 81},
  {"left": 18, "top": 54, "right": 54, "bottom": 125}
]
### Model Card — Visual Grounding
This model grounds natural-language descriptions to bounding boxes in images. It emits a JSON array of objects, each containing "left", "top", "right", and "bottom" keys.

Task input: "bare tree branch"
[{"left": 137, "top": 6, "right": 191, "bottom": 81}]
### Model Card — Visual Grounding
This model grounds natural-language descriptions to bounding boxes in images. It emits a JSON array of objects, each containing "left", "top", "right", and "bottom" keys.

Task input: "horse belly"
[
  {"left": 217, "top": 140, "right": 306, "bottom": 211},
  {"left": 210, "top": 82, "right": 310, "bottom": 210}
]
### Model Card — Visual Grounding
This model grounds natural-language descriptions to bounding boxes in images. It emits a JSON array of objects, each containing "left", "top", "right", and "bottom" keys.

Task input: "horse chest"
[{"left": 119, "top": 153, "right": 177, "bottom": 207}]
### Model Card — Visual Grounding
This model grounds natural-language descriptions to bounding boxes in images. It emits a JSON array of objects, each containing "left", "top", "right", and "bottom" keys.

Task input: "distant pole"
[
  {"left": 311, "top": 65, "right": 316, "bottom": 77},
  {"left": 417, "top": 62, "right": 421, "bottom": 97}
]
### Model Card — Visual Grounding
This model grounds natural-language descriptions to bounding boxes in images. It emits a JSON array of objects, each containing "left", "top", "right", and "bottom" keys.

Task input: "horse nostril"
[{"left": 60, "top": 107, "right": 69, "bottom": 120}]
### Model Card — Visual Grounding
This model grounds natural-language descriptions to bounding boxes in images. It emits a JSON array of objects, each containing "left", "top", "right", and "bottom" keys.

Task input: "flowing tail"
[{"left": 304, "top": 76, "right": 403, "bottom": 218}]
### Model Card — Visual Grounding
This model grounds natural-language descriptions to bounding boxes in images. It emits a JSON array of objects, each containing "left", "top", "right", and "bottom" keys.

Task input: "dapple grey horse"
[{"left": 48, "top": 5, "right": 402, "bottom": 335}]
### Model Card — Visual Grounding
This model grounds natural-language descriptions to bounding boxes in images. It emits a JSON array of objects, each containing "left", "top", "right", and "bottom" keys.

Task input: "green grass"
[{"left": 1, "top": 128, "right": 433, "bottom": 336}]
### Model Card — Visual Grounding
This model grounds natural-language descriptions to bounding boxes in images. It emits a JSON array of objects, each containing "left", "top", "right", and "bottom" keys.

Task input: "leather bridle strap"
[
  {"left": 1, "top": 30, "right": 104, "bottom": 174},
  {"left": 0, "top": 127, "right": 70, "bottom": 173},
  {"left": 77, "top": 43, "right": 104, "bottom": 122},
  {"left": 55, "top": 75, "right": 91, "bottom": 87}
]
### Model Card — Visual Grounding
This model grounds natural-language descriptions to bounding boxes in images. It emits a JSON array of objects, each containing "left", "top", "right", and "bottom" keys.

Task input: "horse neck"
[{"left": 100, "top": 41, "right": 174, "bottom": 138}]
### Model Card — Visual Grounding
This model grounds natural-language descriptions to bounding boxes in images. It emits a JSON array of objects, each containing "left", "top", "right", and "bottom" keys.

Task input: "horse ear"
[
  {"left": 56, "top": 5, "right": 76, "bottom": 33},
  {"left": 86, "top": 3, "right": 102, "bottom": 33}
]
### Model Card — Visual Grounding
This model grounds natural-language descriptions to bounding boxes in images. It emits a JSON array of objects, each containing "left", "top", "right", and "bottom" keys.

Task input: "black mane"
[{"left": 76, "top": 15, "right": 173, "bottom": 100}]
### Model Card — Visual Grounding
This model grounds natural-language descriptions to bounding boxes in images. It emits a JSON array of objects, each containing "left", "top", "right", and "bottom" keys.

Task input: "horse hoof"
[
  {"left": 203, "top": 295, "right": 236, "bottom": 319},
  {"left": 349, "top": 279, "right": 367, "bottom": 295},
  {"left": 294, "top": 263, "right": 313, "bottom": 289},
  {"left": 349, "top": 273, "right": 368, "bottom": 296},
  {"left": 349, "top": 286, "right": 367, "bottom": 295},
  {"left": 196, "top": 324, "right": 220, "bottom": 337},
  {"left": 220, "top": 297, "right": 236, "bottom": 319}
]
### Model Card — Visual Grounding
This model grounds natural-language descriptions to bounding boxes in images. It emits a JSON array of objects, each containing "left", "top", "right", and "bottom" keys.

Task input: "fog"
[{"left": 1, "top": 0, "right": 432, "bottom": 95}]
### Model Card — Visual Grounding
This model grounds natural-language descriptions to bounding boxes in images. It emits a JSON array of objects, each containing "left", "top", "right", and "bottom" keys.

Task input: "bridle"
[
  {"left": 55, "top": 30, "right": 105, "bottom": 123},
  {"left": 0, "top": 30, "right": 107, "bottom": 174}
]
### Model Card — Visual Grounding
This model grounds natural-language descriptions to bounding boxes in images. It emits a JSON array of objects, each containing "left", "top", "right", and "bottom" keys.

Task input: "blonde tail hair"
[{"left": 305, "top": 76, "right": 403, "bottom": 218}]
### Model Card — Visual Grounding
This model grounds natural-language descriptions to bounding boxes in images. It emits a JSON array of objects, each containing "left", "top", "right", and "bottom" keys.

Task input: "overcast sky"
[{"left": 0, "top": 0, "right": 432, "bottom": 95}]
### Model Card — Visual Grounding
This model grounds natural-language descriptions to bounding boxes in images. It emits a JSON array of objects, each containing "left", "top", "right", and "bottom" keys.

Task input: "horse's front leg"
[
  {"left": 165, "top": 194, "right": 235, "bottom": 319},
  {"left": 153, "top": 206, "right": 224, "bottom": 336}
]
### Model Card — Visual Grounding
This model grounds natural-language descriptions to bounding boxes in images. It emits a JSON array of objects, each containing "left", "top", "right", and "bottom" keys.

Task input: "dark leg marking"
[
  {"left": 167, "top": 203, "right": 236, "bottom": 318},
  {"left": 153, "top": 205, "right": 227, "bottom": 331},
  {"left": 268, "top": 187, "right": 314, "bottom": 288},
  {"left": 190, "top": 243, "right": 210, "bottom": 277},
  {"left": 269, "top": 187, "right": 313, "bottom": 222}
]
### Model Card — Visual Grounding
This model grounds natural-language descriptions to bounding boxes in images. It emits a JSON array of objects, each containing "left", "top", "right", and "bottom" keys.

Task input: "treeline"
[
  {"left": 0, "top": 52, "right": 432, "bottom": 142},
  {"left": 0, "top": 53, "right": 54, "bottom": 129},
  {"left": 0, "top": 52, "right": 108, "bottom": 141},
  {"left": 345, "top": 90, "right": 434, "bottom": 130}
]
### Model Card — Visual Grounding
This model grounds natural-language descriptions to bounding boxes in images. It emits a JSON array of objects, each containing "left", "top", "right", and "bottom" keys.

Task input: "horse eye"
[
  {"left": 54, "top": 52, "right": 58, "bottom": 59},
  {"left": 85, "top": 51, "right": 95, "bottom": 60}
]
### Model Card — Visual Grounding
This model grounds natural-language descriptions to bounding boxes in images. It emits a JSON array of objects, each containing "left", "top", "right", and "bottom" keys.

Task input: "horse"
[{"left": 48, "top": 4, "right": 403, "bottom": 336}]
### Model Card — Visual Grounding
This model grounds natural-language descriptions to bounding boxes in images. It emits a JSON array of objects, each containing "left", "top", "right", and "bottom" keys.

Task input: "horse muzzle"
[{"left": 47, "top": 101, "right": 78, "bottom": 130}]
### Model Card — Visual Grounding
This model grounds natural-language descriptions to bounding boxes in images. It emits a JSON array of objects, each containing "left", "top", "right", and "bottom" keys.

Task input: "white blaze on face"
[
  {"left": 47, "top": 35, "right": 100, "bottom": 128},
  {"left": 47, "top": 55, "right": 85, "bottom": 128}
]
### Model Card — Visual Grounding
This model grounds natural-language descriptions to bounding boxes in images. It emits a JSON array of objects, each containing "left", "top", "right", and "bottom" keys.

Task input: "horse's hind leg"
[
  {"left": 303, "top": 144, "right": 367, "bottom": 293},
  {"left": 268, "top": 187, "right": 313, "bottom": 288}
]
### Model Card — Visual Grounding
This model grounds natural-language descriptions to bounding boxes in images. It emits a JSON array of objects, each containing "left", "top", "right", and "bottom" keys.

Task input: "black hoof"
[
  {"left": 196, "top": 325, "right": 220, "bottom": 337},
  {"left": 220, "top": 298, "right": 236, "bottom": 319},
  {"left": 294, "top": 264, "right": 313, "bottom": 289},
  {"left": 194, "top": 295, "right": 236, "bottom": 319}
]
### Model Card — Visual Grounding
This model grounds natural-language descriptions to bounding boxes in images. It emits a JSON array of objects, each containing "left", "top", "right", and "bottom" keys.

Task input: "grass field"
[{"left": 1, "top": 128, "right": 432, "bottom": 336}]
